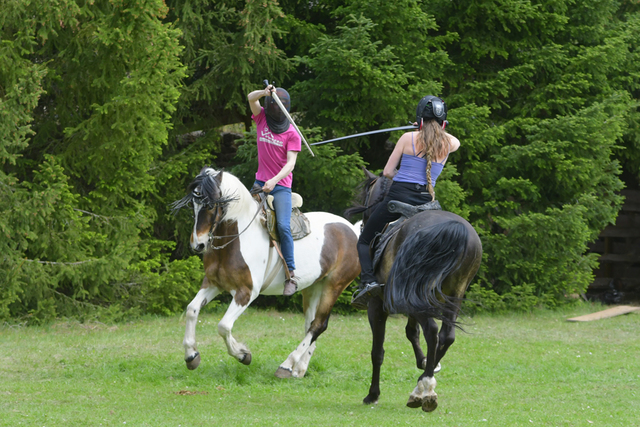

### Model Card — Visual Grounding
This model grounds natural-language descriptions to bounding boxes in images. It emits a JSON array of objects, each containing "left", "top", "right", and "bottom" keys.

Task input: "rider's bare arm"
[{"left": 247, "top": 85, "right": 275, "bottom": 116}]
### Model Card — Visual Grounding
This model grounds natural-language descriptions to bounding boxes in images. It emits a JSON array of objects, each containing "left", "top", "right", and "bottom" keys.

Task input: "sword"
[
  {"left": 310, "top": 125, "right": 419, "bottom": 146},
  {"left": 263, "top": 80, "right": 314, "bottom": 157}
]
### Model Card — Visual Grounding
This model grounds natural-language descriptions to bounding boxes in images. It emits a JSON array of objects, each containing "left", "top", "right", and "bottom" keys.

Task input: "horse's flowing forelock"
[{"left": 171, "top": 168, "right": 241, "bottom": 216}]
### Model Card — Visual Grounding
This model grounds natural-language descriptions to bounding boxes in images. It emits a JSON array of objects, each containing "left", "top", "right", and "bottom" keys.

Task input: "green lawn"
[{"left": 2, "top": 304, "right": 639, "bottom": 426}]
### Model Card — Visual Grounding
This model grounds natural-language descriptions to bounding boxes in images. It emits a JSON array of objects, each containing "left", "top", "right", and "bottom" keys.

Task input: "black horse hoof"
[
  {"left": 421, "top": 396, "right": 438, "bottom": 412},
  {"left": 275, "top": 366, "right": 292, "bottom": 378},
  {"left": 240, "top": 352, "right": 252, "bottom": 366},
  {"left": 363, "top": 394, "right": 379, "bottom": 405},
  {"left": 406, "top": 395, "right": 422, "bottom": 408},
  {"left": 185, "top": 352, "right": 201, "bottom": 370}
]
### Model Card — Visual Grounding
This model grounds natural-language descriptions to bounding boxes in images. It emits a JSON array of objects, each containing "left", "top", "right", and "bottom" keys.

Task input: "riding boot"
[
  {"left": 283, "top": 270, "right": 298, "bottom": 296},
  {"left": 351, "top": 281, "right": 384, "bottom": 310}
]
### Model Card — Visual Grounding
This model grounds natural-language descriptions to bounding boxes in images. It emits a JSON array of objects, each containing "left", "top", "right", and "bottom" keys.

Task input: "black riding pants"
[{"left": 357, "top": 181, "right": 432, "bottom": 284}]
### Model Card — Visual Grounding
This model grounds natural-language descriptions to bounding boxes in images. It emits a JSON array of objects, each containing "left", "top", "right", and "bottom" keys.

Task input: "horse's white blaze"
[{"left": 190, "top": 202, "right": 208, "bottom": 250}]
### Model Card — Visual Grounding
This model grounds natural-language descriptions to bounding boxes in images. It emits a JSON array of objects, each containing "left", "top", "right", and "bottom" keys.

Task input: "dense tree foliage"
[
  {"left": 1, "top": 0, "right": 194, "bottom": 323},
  {"left": 2, "top": 0, "right": 639, "bottom": 322}
]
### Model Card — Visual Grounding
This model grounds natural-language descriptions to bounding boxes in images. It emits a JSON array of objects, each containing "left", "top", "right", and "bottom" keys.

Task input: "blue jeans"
[{"left": 255, "top": 180, "right": 296, "bottom": 271}]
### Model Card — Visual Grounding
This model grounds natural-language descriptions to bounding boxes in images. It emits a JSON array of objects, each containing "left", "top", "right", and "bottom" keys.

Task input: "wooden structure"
[
  {"left": 567, "top": 305, "right": 640, "bottom": 322},
  {"left": 587, "top": 190, "right": 640, "bottom": 303}
]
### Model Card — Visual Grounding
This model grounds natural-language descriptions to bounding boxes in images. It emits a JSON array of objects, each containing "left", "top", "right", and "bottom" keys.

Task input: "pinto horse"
[
  {"left": 346, "top": 169, "right": 482, "bottom": 412},
  {"left": 173, "top": 167, "right": 360, "bottom": 378}
]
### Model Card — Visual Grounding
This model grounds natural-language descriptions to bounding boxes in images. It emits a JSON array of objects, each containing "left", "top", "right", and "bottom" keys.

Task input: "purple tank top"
[{"left": 392, "top": 134, "right": 446, "bottom": 187}]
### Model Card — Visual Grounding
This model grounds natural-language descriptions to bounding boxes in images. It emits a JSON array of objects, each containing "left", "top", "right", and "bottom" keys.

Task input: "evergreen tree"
[
  {"left": 429, "top": 0, "right": 637, "bottom": 309},
  {"left": 3, "top": 0, "right": 640, "bottom": 320},
  {"left": 1, "top": 0, "right": 190, "bottom": 322}
]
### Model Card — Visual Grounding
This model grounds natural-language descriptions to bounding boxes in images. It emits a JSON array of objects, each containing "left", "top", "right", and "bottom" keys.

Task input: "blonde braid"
[
  {"left": 425, "top": 143, "right": 435, "bottom": 201},
  {"left": 418, "top": 121, "right": 447, "bottom": 201}
]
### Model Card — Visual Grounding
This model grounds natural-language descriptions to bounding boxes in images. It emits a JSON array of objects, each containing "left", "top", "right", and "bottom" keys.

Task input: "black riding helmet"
[
  {"left": 264, "top": 88, "right": 291, "bottom": 134},
  {"left": 416, "top": 95, "right": 447, "bottom": 128}
]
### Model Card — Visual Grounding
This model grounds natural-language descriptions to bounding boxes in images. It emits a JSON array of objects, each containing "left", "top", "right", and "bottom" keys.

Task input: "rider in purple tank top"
[{"left": 351, "top": 96, "right": 460, "bottom": 310}]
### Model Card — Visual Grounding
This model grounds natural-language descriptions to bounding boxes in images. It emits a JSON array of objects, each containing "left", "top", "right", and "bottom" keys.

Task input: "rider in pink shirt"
[
  {"left": 247, "top": 84, "right": 302, "bottom": 296},
  {"left": 253, "top": 108, "right": 300, "bottom": 189}
]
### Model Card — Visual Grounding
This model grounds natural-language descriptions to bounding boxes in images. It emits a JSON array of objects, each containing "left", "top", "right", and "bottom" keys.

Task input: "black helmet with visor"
[{"left": 416, "top": 95, "right": 447, "bottom": 129}]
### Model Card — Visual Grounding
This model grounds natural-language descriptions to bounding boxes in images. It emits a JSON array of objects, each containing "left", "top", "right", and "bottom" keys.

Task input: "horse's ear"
[
  {"left": 214, "top": 170, "right": 223, "bottom": 186},
  {"left": 363, "top": 168, "right": 377, "bottom": 180}
]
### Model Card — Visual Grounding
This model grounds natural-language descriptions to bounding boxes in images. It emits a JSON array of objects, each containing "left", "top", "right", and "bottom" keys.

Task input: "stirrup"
[
  {"left": 283, "top": 275, "right": 298, "bottom": 296},
  {"left": 351, "top": 282, "right": 383, "bottom": 310}
]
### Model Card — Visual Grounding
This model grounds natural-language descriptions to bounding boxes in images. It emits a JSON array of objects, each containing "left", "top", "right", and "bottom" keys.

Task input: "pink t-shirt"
[{"left": 252, "top": 108, "right": 301, "bottom": 188}]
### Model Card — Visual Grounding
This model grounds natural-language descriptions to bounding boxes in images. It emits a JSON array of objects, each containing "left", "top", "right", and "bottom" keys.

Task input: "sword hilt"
[{"left": 262, "top": 80, "right": 275, "bottom": 92}]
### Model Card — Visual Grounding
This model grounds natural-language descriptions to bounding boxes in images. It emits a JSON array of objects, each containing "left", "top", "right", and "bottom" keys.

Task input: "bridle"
[{"left": 194, "top": 188, "right": 266, "bottom": 251}]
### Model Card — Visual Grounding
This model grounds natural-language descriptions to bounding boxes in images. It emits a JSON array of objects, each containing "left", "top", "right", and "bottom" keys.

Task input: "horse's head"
[
  {"left": 345, "top": 168, "right": 392, "bottom": 226},
  {"left": 172, "top": 167, "right": 238, "bottom": 253}
]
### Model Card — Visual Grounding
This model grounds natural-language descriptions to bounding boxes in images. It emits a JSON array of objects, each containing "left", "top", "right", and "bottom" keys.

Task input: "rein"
[{"left": 207, "top": 192, "right": 266, "bottom": 251}]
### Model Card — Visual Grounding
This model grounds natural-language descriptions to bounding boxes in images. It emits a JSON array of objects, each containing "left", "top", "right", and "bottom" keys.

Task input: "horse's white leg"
[
  {"left": 184, "top": 285, "right": 220, "bottom": 370},
  {"left": 293, "top": 341, "right": 317, "bottom": 377},
  {"left": 408, "top": 376, "right": 438, "bottom": 412},
  {"left": 406, "top": 315, "right": 440, "bottom": 411},
  {"left": 275, "top": 285, "right": 322, "bottom": 378},
  {"left": 275, "top": 332, "right": 316, "bottom": 378},
  {"left": 218, "top": 293, "right": 257, "bottom": 365}
]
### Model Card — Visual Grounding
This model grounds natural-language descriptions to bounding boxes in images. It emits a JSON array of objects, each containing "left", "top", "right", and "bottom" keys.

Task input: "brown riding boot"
[{"left": 283, "top": 270, "right": 298, "bottom": 296}]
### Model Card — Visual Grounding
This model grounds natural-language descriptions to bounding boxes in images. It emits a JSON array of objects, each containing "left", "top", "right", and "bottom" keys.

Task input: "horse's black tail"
[{"left": 383, "top": 220, "right": 469, "bottom": 328}]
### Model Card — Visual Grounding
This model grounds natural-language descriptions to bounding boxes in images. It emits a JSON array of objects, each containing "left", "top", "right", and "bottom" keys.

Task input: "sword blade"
[
  {"left": 310, "top": 125, "right": 419, "bottom": 146},
  {"left": 263, "top": 80, "right": 315, "bottom": 157}
]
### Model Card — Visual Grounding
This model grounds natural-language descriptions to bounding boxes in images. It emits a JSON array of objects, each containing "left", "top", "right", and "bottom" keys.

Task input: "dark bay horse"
[
  {"left": 173, "top": 167, "right": 360, "bottom": 377},
  {"left": 347, "top": 169, "right": 482, "bottom": 412}
]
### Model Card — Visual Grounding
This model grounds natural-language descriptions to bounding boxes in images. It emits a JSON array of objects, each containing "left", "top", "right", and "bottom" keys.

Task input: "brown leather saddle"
[
  {"left": 251, "top": 184, "right": 311, "bottom": 282},
  {"left": 264, "top": 193, "right": 311, "bottom": 242}
]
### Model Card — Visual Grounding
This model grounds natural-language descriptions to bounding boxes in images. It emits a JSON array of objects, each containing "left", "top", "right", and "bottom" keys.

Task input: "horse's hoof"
[
  {"left": 421, "top": 395, "right": 438, "bottom": 412},
  {"left": 240, "top": 352, "right": 252, "bottom": 366},
  {"left": 406, "top": 395, "right": 422, "bottom": 408},
  {"left": 185, "top": 352, "right": 201, "bottom": 370},
  {"left": 274, "top": 366, "right": 293, "bottom": 378},
  {"left": 363, "top": 395, "right": 379, "bottom": 405},
  {"left": 434, "top": 362, "right": 442, "bottom": 374}
]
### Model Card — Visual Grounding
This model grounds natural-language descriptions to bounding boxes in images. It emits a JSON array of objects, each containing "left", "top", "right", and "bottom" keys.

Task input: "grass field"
[{"left": 2, "top": 303, "right": 639, "bottom": 426}]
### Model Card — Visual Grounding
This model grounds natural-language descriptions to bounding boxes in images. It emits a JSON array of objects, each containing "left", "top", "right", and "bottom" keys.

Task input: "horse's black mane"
[{"left": 171, "top": 169, "right": 238, "bottom": 214}]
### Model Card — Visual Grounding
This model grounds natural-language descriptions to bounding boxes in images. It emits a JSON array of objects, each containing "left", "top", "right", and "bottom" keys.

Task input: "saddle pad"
[{"left": 266, "top": 206, "right": 311, "bottom": 242}]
